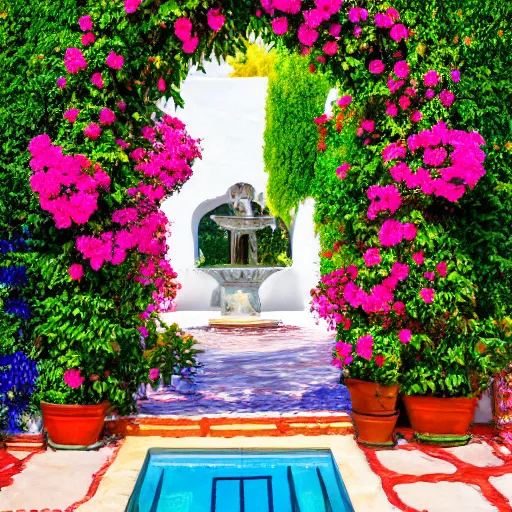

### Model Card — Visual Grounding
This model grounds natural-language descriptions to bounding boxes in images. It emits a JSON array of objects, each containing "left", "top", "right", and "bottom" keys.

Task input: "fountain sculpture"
[{"left": 199, "top": 183, "right": 284, "bottom": 326}]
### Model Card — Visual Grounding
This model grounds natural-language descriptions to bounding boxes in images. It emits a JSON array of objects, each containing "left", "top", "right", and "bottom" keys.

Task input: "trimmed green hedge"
[{"left": 263, "top": 51, "right": 331, "bottom": 226}]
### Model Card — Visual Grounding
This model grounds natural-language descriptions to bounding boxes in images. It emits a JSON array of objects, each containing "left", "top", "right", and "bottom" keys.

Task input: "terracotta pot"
[
  {"left": 402, "top": 395, "right": 478, "bottom": 436},
  {"left": 352, "top": 410, "right": 399, "bottom": 446},
  {"left": 41, "top": 401, "right": 110, "bottom": 447},
  {"left": 345, "top": 378, "right": 399, "bottom": 415}
]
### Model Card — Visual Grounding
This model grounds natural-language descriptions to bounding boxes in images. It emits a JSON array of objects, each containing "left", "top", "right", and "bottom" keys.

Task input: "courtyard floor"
[{"left": 1, "top": 312, "right": 512, "bottom": 511}]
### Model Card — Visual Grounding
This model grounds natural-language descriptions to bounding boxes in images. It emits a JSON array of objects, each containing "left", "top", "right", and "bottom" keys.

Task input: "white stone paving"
[
  {"left": 489, "top": 474, "right": 512, "bottom": 506},
  {"left": 376, "top": 449, "right": 457, "bottom": 476},
  {"left": 394, "top": 481, "right": 498, "bottom": 512},
  {"left": 0, "top": 446, "right": 114, "bottom": 511},
  {"left": 444, "top": 442, "right": 504, "bottom": 468}
]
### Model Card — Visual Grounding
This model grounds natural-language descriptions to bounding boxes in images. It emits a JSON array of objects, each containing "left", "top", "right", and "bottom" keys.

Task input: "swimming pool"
[{"left": 126, "top": 449, "right": 355, "bottom": 512}]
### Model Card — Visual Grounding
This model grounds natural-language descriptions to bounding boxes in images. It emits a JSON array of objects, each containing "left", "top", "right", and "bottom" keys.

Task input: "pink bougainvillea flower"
[
  {"left": 112, "top": 208, "right": 138, "bottom": 225},
  {"left": 78, "top": 15, "right": 93, "bottom": 31},
  {"left": 382, "top": 141, "right": 406, "bottom": 162},
  {"left": 393, "top": 60, "right": 409, "bottom": 79},
  {"left": 348, "top": 7, "right": 368, "bottom": 23},
  {"left": 361, "top": 119, "right": 375, "bottom": 133},
  {"left": 81, "top": 32, "right": 95, "bottom": 46},
  {"left": 425, "top": 88, "right": 436, "bottom": 100},
  {"left": 451, "top": 69, "right": 461, "bottom": 83},
  {"left": 69, "top": 263, "right": 84, "bottom": 281},
  {"left": 64, "top": 369, "right": 85, "bottom": 388},
  {"left": 272, "top": 17, "right": 289, "bottom": 35},
  {"left": 436, "top": 261, "right": 448, "bottom": 277},
  {"left": 57, "top": 76, "right": 67, "bottom": 89},
  {"left": 84, "top": 123, "right": 102, "bottom": 140},
  {"left": 117, "top": 101, "right": 127, "bottom": 112},
  {"left": 182, "top": 36, "right": 199, "bottom": 53},
  {"left": 149, "top": 368, "right": 160, "bottom": 381},
  {"left": 379, "top": 219, "right": 404, "bottom": 247},
  {"left": 130, "top": 148, "right": 146, "bottom": 162},
  {"left": 99, "top": 108, "right": 116, "bottom": 125},
  {"left": 174, "top": 17, "right": 193, "bottom": 41},
  {"left": 273, "top": 0, "right": 302, "bottom": 14},
  {"left": 390, "top": 24, "right": 408, "bottom": 42},
  {"left": 424, "top": 271, "right": 435, "bottom": 281},
  {"left": 141, "top": 126, "right": 155, "bottom": 141},
  {"left": 386, "top": 102, "right": 399, "bottom": 117},
  {"left": 139, "top": 325, "right": 149, "bottom": 338},
  {"left": 439, "top": 89, "right": 455, "bottom": 106},
  {"left": 423, "top": 70, "right": 440, "bottom": 87},
  {"left": 369, "top": 60, "right": 385, "bottom": 74},
  {"left": 106, "top": 52, "right": 124, "bottom": 70},
  {"left": 64, "top": 109, "right": 80, "bottom": 123},
  {"left": 303, "top": 9, "right": 323, "bottom": 29},
  {"left": 386, "top": 7, "right": 400, "bottom": 20},
  {"left": 116, "top": 139, "right": 130, "bottom": 149},
  {"left": 420, "top": 288, "right": 435, "bottom": 303},
  {"left": 336, "top": 162, "right": 350, "bottom": 180},
  {"left": 356, "top": 335, "right": 374, "bottom": 360},
  {"left": 329, "top": 23, "right": 341, "bottom": 37},
  {"left": 393, "top": 301, "right": 406, "bottom": 315},
  {"left": 391, "top": 262, "right": 409, "bottom": 280},
  {"left": 363, "top": 248, "right": 382, "bottom": 267},
  {"left": 207, "top": 8, "right": 225, "bottom": 31},
  {"left": 412, "top": 251, "right": 425, "bottom": 265},
  {"left": 398, "top": 329, "right": 412, "bottom": 344},
  {"left": 157, "top": 78, "right": 166, "bottom": 92},
  {"left": 399, "top": 95, "right": 411, "bottom": 110},
  {"left": 337, "top": 95, "right": 352, "bottom": 108},
  {"left": 387, "top": 76, "right": 405, "bottom": 94},
  {"left": 323, "top": 41, "right": 338, "bottom": 56},
  {"left": 411, "top": 110, "right": 423, "bottom": 123},
  {"left": 402, "top": 222, "right": 417, "bottom": 240},
  {"left": 353, "top": 25, "right": 362, "bottom": 38},
  {"left": 346, "top": 265, "right": 358, "bottom": 280},
  {"left": 298, "top": 24, "right": 318, "bottom": 46},
  {"left": 375, "top": 354, "right": 385, "bottom": 368},
  {"left": 424, "top": 147, "right": 447, "bottom": 166},
  {"left": 124, "top": 0, "right": 141, "bottom": 13},
  {"left": 64, "top": 48, "right": 87, "bottom": 74},
  {"left": 91, "top": 72, "right": 104, "bottom": 89},
  {"left": 367, "top": 184, "right": 402, "bottom": 219},
  {"left": 374, "top": 13, "right": 394, "bottom": 28}
]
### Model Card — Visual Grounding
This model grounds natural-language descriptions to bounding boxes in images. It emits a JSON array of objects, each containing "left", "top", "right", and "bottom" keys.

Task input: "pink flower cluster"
[
  {"left": 385, "top": 121, "right": 486, "bottom": 202},
  {"left": 63, "top": 369, "right": 85, "bottom": 388},
  {"left": 28, "top": 134, "right": 110, "bottom": 228},
  {"left": 379, "top": 219, "right": 417, "bottom": 247},
  {"left": 366, "top": 184, "right": 402, "bottom": 220},
  {"left": 174, "top": 17, "right": 199, "bottom": 53}
]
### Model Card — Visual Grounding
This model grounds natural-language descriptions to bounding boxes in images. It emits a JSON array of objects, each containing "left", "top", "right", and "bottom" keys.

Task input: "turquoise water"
[{"left": 126, "top": 449, "right": 354, "bottom": 512}]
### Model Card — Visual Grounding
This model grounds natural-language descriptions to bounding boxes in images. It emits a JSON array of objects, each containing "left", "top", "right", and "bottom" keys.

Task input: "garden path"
[{"left": 138, "top": 324, "right": 351, "bottom": 417}]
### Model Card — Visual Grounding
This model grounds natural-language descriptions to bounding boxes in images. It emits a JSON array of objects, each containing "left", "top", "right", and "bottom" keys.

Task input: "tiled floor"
[{"left": 138, "top": 325, "right": 351, "bottom": 417}]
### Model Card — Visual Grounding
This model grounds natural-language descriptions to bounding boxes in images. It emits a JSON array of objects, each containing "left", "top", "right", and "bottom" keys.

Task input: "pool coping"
[
  {"left": 76, "top": 435, "right": 398, "bottom": 512},
  {"left": 105, "top": 413, "right": 354, "bottom": 438}
]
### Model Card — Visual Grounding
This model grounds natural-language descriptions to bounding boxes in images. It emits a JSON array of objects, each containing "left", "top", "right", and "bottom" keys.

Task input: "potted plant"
[
  {"left": 401, "top": 317, "right": 512, "bottom": 444},
  {"left": 143, "top": 321, "right": 202, "bottom": 390},
  {"left": 311, "top": 267, "right": 402, "bottom": 447}
]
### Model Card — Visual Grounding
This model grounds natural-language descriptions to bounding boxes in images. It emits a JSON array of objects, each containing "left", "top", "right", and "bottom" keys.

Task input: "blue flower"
[
  {"left": 0, "top": 266, "right": 28, "bottom": 287},
  {"left": 4, "top": 299, "right": 30, "bottom": 319}
]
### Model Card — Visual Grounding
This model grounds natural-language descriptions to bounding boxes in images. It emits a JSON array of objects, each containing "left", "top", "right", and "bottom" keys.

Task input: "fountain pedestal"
[{"left": 199, "top": 267, "right": 283, "bottom": 316}]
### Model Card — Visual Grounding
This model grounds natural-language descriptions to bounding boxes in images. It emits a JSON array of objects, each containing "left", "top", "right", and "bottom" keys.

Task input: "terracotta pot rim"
[
  {"left": 352, "top": 409, "right": 399, "bottom": 418},
  {"left": 401, "top": 395, "right": 477, "bottom": 401},
  {"left": 345, "top": 378, "right": 399, "bottom": 390},
  {"left": 41, "top": 400, "right": 110, "bottom": 407}
]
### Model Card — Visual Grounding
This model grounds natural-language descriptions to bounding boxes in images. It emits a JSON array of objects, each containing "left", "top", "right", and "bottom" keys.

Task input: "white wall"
[{"left": 161, "top": 72, "right": 320, "bottom": 312}]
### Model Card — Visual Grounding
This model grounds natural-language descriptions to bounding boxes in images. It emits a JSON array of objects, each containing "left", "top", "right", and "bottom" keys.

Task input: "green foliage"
[
  {"left": 263, "top": 51, "right": 331, "bottom": 225},
  {"left": 227, "top": 41, "right": 276, "bottom": 77},
  {"left": 143, "top": 322, "right": 202, "bottom": 383}
]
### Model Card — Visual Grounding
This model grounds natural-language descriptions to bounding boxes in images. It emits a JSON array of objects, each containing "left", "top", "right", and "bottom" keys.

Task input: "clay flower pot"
[
  {"left": 352, "top": 410, "right": 399, "bottom": 446},
  {"left": 402, "top": 395, "right": 478, "bottom": 436},
  {"left": 41, "top": 401, "right": 110, "bottom": 447},
  {"left": 345, "top": 378, "right": 399, "bottom": 415}
]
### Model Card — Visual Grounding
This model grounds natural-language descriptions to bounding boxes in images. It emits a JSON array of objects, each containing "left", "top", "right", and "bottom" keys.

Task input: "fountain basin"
[
  {"left": 210, "top": 215, "right": 276, "bottom": 231},
  {"left": 199, "top": 267, "right": 284, "bottom": 316}
]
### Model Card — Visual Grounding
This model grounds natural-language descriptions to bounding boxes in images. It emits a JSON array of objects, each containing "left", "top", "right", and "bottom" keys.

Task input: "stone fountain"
[{"left": 199, "top": 183, "right": 283, "bottom": 326}]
